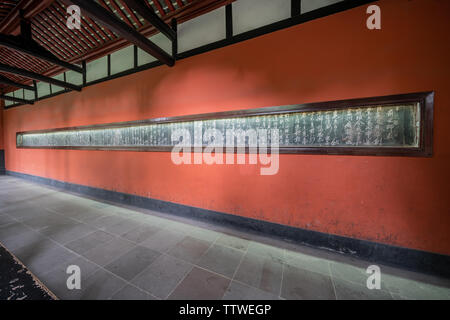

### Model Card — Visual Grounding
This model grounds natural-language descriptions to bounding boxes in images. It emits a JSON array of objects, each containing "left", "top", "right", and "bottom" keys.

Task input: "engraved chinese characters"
[{"left": 17, "top": 103, "right": 420, "bottom": 149}]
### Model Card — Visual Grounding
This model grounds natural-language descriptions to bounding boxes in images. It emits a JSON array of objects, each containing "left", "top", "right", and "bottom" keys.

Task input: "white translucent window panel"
[
  {"left": 4, "top": 92, "right": 13, "bottom": 106},
  {"left": 137, "top": 47, "right": 155, "bottom": 66},
  {"left": 86, "top": 56, "right": 108, "bottom": 82},
  {"left": 66, "top": 70, "right": 83, "bottom": 85},
  {"left": 233, "top": 0, "right": 291, "bottom": 35},
  {"left": 13, "top": 89, "right": 23, "bottom": 99},
  {"left": 301, "top": 0, "right": 344, "bottom": 13},
  {"left": 178, "top": 7, "right": 226, "bottom": 53},
  {"left": 51, "top": 73, "right": 65, "bottom": 93},
  {"left": 37, "top": 81, "right": 50, "bottom": 97},
  {"left": 111, "top": 45, "right": 134, "bottom": 75},
  {"left": 137, "top": 32, "right": 172, "bottom": 66},
  {"left": 24, "top": 88, "right": 35, "bottom": 100}
]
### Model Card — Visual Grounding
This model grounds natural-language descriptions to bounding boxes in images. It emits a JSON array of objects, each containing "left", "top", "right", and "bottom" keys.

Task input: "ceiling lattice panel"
[
  {"left": 0, "top": 0, "right": 231, "bottom": 93},
  {"left": 0, "top": 0, "right": 20, "bottom": 24}
]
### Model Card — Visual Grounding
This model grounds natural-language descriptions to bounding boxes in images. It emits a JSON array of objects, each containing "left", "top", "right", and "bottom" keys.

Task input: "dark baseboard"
[
  {"left": 5, "top": 170, "right": 450, "bottom": 279},
  {"left": 0, "top": 150, "right": 5, "bottom": 175}
]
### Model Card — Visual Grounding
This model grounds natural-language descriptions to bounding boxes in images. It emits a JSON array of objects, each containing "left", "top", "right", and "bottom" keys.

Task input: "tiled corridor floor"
[{"left": 0, "top": 176, "right": 449, "bottom": 300}]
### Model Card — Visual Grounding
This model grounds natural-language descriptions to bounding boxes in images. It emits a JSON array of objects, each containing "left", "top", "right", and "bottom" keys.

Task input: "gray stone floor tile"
[
  {"left": 82, "top": 237, "right": 136, "bottom": 266},
  {"left": 90, "top": 215, "right": 124, "bottom": 229},
  {"left": 197, "top": 244, "right": 243, "bottom": 278},
  {"left": 1, "top": 176, "right": 449, "bottom": 300},
  {"left": 284, "top": 249, "right": 331, "bottom": 276},
  {"left": 19, "top": 242, "right": 78, "bottom": 278},
  {"left": 104, "top": 245, "right": 161, "bottom": 280},
  {"left": 79, "top": 269, "right": 128, "bottom": 300},
  {"left": 380, "top": 264, "right": 450, "bottom": 289},
  {"left": 0, "top": 222, "right": 32, "bottom": 241},
  {"left": 383, "top": 275, "right": 450, "bottom": 300},
  {"left": 64, "top": 230, "right": 116, "bottom": 255},
  {"left": 161, "top": 220, "right": 189, "bottom": 234},
  {"left": 333, "top": 278, "right": 393, "bottom": 300},
  {"left": 61, "top": 255, "right": 101, "bottom": 280},
  {"left": 120, "top": 224, "right": 162, "bottom": 243},
  {"left": 11, "top": 237, "right": 56, "bottom": 262},
  {"left": 0, "top": 214, "right": 15, "bottom": 226},
  {"left": 216, "top": 234, "right": 250, "bottom": 252},
  {"left": 247, "top": 242, "right": 285, "bottom": 264},
  {"left": 102, "top": 218, "right": 141, "bottom": 236},
  {"left": 413, "top": 282, "right": 450, "bottom": 300},
  {"left": 90, "top": 202, "right": 110, "bottom": 210},
  {"left": 47, "top": 202, "right": 93, "bottom": 217},
  {"left": 2, "top": 205, "right": 48, "bottom": 220},
  {"left": 140, "top": 229, "right": 186, "bottom": 253},
  {"left": 22, "top": 212, "right": 74, "bottom": 231},
  {"left": 69, "top": 209, "right": 110, "bottom": 223},
  {"left": 168, "top": 267, "right": 230, "bottom": 300},
  {"left": 40, "top": 222, "right": 97, "bottom": 244},
  {"left": 234, "top": 253, "right": 283, "bottom": 295},
  {"left": 9, "top": 204, "right": 51, "bottom": 221},
  {"left": 329, "top": 261, "right": 372, "bottom": 287},
  {"left": 167, "top": 236, "right": 211, "bottom": 264},
  {"left": 111, "top": 285, "right": 156, "bottom": 300},
  {"left": 37, "top": 256, "right": 100, "bottom": 299},
  {"left": 133, "top": 213, "right": 169, "bottom": 227},
  {"left": 131, "top": 254, "right": 193, "bottom": 299},
  {"left": 188, "top": 227, "right": 220, "bottom": 243},
  {"left": 223, "top": 281, "right": 280, "bottom": 300},
  {"left": 281, "top": 264, "right": 336, "bottom": 300},
  {"left": 0, "top": 228, "right": 48, "bottom": 252}
]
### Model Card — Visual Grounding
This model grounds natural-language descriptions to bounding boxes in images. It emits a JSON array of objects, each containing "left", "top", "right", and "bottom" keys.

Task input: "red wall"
[
  {"left": 0, "top": 99, "right": 4, "bottom": 149},
  {"left": 3, "top": 0, "right": 450, "bottom": 255}
]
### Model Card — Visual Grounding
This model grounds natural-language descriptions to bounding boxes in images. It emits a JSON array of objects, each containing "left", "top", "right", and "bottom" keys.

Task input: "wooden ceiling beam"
[
  {"left": 0, "top": 33, "right": 84, "bottom": 73},
  {"left": 0, "top": 62, "right": 82, "bottom": 91},
  {"left": 63, "top": 0, "right": 175, "bottom": 66},
  {"left": 0, "top": 74, "right": 34, "bottom": 90},
  {"left": 0, "top": 93, "right": 34, "bottom": 105},
  {"left": 123, "top": 0, "right": 176, "bottom": 41},
  {"left": 43, "top": 0, "right": 234, "bottom": 72},
  {"left": 0, "top": 0, "right": 54, "bottom": 35}
]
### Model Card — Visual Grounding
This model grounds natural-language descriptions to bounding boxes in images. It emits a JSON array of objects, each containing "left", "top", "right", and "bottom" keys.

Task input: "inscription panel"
[{"left": 16, "top": 92, "right": 434, "bottom": 156}]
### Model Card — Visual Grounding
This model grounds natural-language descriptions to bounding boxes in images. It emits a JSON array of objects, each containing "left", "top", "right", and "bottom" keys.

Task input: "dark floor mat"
[{"left": 0, "top": 242, "right": 55, "bottom": 300}]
